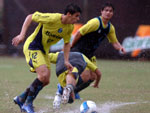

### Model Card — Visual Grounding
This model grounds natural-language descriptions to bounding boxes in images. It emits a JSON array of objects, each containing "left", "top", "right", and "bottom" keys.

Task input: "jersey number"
[{"left": 29, "top": 52, "right": 37, "bottom": 59}]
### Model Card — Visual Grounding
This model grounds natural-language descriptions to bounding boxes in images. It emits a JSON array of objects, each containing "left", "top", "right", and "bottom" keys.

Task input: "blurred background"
[{"left": 1, "top": 0, "right": 150, "bottom": 60}]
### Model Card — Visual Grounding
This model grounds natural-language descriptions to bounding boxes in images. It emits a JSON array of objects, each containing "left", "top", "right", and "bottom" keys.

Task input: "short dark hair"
[
  {"left": 101, "top": 2, "right": 115, "bottom": 11},
  {"left": 64, "top": 3, "right": 82, "bottom": 15}
]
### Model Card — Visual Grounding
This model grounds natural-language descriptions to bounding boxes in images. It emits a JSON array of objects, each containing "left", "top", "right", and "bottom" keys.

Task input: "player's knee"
[
  {"left": 81, "top": 72, "right": 90, "bottom": 82},
  {"left": 37, "top": 68, "right": 50, "bottom": 84}
]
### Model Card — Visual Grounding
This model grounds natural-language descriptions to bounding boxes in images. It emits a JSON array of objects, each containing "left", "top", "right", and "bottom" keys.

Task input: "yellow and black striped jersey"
[
  {"left": 71, "top": 16, "right": 118, "bottom": 58},
  {"left": 24, "top": 12, "right": 74, "bottom": 54},
  {"left": 79, "top": 16, "right": 118, "bottom": 43}
]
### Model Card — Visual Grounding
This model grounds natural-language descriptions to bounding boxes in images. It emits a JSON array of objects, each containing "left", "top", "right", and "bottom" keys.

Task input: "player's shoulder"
[
  {"left": 53, "top": 13, "right": 62, "bottom": 17},
  {"left": 66, "top": 24, "right": 74, "bottom": 33},
  {"left": 109, "top": 23, "right": 115, "bottom": 32},
  {"left": 48, "top": 13, "right": 62, "bottom": 19},
  {"left": 32, "top": 12, "right": 62, "bottom": 19},
  {"left": 88, "top": 17, "right": 99, "bottom": 24},
  {"left": 84, "top": 17, "right": 100, "bottom": 28}
]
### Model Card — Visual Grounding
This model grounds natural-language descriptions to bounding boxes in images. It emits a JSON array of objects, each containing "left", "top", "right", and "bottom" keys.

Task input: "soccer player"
[
  {"left": 49, "top": 51, "right": 101, "bottom": 109},
  {"left": 70, "top": 2, "right": 126, "bottom": 93},
  {"left": 12, "top": 4, "right": 81, "bottom": 113}
]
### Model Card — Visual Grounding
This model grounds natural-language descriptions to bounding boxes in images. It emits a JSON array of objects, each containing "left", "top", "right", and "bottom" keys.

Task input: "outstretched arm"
[
  {"left": 112, "top": 42, "right": 126, "bottom": 54},
  {"left": 12, "top": 14, "right": 33, "bottom": 46},
  {"left": 71, "top": 30, "right": 82, "bottom": 47}
]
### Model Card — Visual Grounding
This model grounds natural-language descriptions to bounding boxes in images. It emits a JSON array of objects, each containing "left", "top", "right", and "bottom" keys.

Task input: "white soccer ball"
[{"left": 80, "top": 100, "right": 97, "bottom": 113}]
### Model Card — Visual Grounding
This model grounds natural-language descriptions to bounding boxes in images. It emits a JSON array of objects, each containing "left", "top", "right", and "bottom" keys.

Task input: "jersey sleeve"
[
  {"left": 79, "top": 18, "right": 99, "bottom": 36},
  {"left": 107, "top": 24, "right": 118, "bottom": 43},
  {"left": 82, "top": 54, "right": 98, "bottom": 72},
  {"left": 63, "top": 25, "right": 74, "bottom": 43},
  {"left": 32, "top": 11, "right": 61, "bottom": 24}
]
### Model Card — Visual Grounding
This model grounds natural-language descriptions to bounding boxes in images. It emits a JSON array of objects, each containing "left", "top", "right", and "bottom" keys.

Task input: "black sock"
[
  {"left": 25, "top": 78, "right": 43, "bottom": 104},
  {"left": 19, "top": 87, "right": 30, "bottom": 103},
  {"left": 76, "top": 76, "right": 83, "bottom": 86},
  {"left": 74, "top": 80, "right": 94, "bottom": 93}
]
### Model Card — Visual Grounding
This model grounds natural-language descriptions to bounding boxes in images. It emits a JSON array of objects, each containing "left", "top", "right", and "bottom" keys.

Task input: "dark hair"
[
  {"left": 101, "top": 2, "right": 115, "bottom": 11},
  {"left": 64, "top": 3, "right": 82, "bottom": 15}
]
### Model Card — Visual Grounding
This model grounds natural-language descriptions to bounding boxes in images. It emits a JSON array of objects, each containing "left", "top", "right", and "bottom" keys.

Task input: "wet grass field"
[{"left": 0, "top": 56, "right": 150, "bottom": 113}]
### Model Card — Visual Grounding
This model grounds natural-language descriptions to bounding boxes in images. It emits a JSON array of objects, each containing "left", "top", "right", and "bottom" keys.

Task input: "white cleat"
[
  {"left": 62, "top": 87, "right": 71, "bottom": 104},
  {"left": 53, "top": 93, "right": 62, "bottom": 109}
]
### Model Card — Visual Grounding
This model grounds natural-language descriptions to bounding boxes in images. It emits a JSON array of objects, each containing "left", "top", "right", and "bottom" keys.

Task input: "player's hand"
[
  {"left": 120, "top": 47, "right": 126, "bottom": 54},
  {"left": 91, "top": 83, "right": 99, "bottom": 88},
  {"left": 12, "top": 35, "right": 24, "bottom": 46},
  {"left": 65, "top": 61, "right": 73, "bottom": 73}
]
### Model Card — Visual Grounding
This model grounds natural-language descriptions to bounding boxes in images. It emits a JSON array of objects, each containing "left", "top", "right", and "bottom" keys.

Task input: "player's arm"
[
  {"left": 63, "top": 42, "right": 73, "bottom": 72},
  {"left": 93, "top": 68, "right": 101, "bottom": 88},
  {"left": 63, "top": 25, "right": 74, "bottom": 72},
  {"left": 107, "top": 25, "right": 126, "bottom": 54},
  {"left": 82, "top": 55, "right": 101, "bottom": 88},
  {"left": 12, "top": 14, "right": 33, "bottom": 46},
  {"left": 71, "top": 18, "right": 99, "bottom": 47},
  {"left": 112, "top": 42, "right": 126, "bottom": 54},
  {"left": 71, "top": 30, "right": 82, "bottom": 47}
]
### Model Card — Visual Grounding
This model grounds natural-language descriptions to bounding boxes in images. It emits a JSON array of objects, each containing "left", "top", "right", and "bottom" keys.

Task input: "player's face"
[
  {"left": 101, "top": 6, "right": 114, "bottom": 20},
  {"left": 68, "top": 12, "right": 81, "bottom": 24}
]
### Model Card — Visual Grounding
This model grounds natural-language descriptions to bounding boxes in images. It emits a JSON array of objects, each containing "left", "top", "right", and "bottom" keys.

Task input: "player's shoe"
[
  {"left": 53, "top": 92, "right": 62, "bottom": 109},
  {"left": 13, "top": 96, "right": 24, "bottom": 111},
  {"left": 22, "top": 103, "right": 35, "bottom": 113},
  {"left": 75, "top": 93, "right": 80, "bottom": 99},
  {"left": 62, "top": 87, "right": 71, "bottom": 104}
]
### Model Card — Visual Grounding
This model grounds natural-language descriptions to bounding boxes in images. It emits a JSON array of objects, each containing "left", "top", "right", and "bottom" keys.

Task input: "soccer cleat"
[
  {"left": 13, "top": 96, "right": 24, "bottom": 111},
  {"left": 53, "top": 93, "right": 62, "bottom": 109},
  {"left": 62, "top": 87, "right": 71, "bottom": 104},
  {"left": 22, "top": 103, "right": 35, "bottom": 113}
]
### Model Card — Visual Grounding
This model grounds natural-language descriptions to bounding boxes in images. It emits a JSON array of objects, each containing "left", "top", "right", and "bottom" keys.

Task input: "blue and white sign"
[{"left": 122, "top": 36, "right": 150, "bottom": 52}]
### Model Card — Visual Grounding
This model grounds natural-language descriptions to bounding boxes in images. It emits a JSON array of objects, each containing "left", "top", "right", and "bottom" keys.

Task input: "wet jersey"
[
  {"left": 23, "top": 12, "right": 74, "bottom": 54},
  {"left": 71, "top": 16, "right": 118, "bottom": 58}
]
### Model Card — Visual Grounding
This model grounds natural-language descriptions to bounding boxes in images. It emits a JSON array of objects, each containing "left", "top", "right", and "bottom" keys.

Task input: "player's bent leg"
[
  {"left": 80, "top": 70, "right": 91, "bottom": 82},
  {"left": 74, "top": 76, "right": 84, "bottom": 99},
  {"left": 22, "top": 78, "right": 43, "bottom": 113},
  {"left": 20, "top": 65, "right": 49, "bottom": 111},
  {"left": 36, "top": 65, "right": 50, "bottom": 86},
  {"left": 74, "top": 70, "right": 93, "bottom": 93},
  {"left": 62, "top": 73, "right": 76, "bottom": 104},
  {"left": 74, "top": 79, "right": 94, "bottom": 93}
]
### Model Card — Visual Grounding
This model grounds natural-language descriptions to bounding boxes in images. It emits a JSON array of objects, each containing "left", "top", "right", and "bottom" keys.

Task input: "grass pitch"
[{"left": 0, "top": 56, "right": 150, "bottom": 113}]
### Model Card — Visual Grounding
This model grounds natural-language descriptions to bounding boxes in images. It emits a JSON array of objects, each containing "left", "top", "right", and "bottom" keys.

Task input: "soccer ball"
[{"left": 80, "top": 100, "right": 97, "bottom": 113}]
